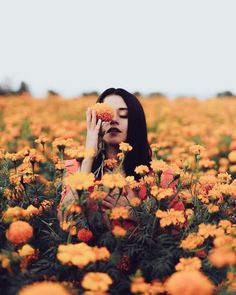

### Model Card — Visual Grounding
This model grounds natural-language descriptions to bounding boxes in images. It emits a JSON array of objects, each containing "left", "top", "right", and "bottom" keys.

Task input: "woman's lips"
[{"left": 107, "top": 127, "right": 121, "bottom": 133}]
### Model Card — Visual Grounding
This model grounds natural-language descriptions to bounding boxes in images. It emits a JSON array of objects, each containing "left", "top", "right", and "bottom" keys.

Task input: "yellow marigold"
[
  {"left": 198, "top": 223, "right": 224, "bottom": 239},
  {"left": 125, "top": 176, "right": 139, "bottom": 189},
  {"left": 185, "top": 209, "right": 194, "bottom": 220},
  {"left": 64, "top": 172, "right": 95, "bottom": 190},
  {"left": 112, "top": 225, "right": 127, "bottom": 237},
  {"left": 18, "top": 244, "right": 35, "bottom": 257},
  {"left": 101, "top": 173, "right": 126, "bottom": 189},
  {"left": 93, "top": 246, "right": 110, "bottom": 261},
  {"left": 218, "top": 219, "right": 232, "bottom": 230},
  {"left": 35, "top": 135, "right": 49, "bottom": 145},
  {"left": 57, "top": 243, "right": 96, "bottom": 268},
  {"left": 155, "top": 209, "right": 185, "bottom": 227},
  {"left": 129, "top": 197, "right": 141, "bottom": 207},
  {"left": 175, "top": 257, "right": 202, "bottom": 271},
  {"left": 110, "top": 207, "right": 129, "bottom": 220},
  {"left": 150, "top": 159, "right": 168, "bottom": 173},
  {"left": 25, "top": 205, "right": 40, "bottom": 216},
  {"left": 143, "top": 175, "right": 155, "bottom": 185},
  {"left": 150, "top": 143, "right": 161, "bottom": 152},
  {"left": 6, "top": 221, "right": 33, "bottom": 244},
  {"left": 81, "top": 272, "right": 113, "bottom": 292},
  {"left": 151, "top": 186, "right": 159, "bottom": 198},
  {"left": 134, "top": 165, "right": 149, "bottom": 175},
  {"left": 90, "top": 103, "right": 115, "bottom": 122},
  {"left": 119, "top": 142, "right": 133, "bottom": 152},
  {"left": 208, "top": 248, "right": 236, "bottom": 268},
  {"left": 52, "top": 137, "right": 74, "bottom": 151},
  {"left": 180, "top": 233, "right": 205, "bottom": 250},
  {"left": 228, "top": 150, "right": 236, "bottom": 163},
  {"left": 104, "top": 158, "right": 118, "bottom": 169},
  {"left": 207, "top": 204, "right": 219, "bottom": 213},
  {"left": 18, "top": 281, "right": 71, "bottom": 295},
  {"left": 65, "top": 146, "right": 95, "bottom": 160},
  {"left": 130, "top": 277, "right": 150, "bottom": 294},
  {"left": 165, "top": 270, "right": 214, "bottom": 295},
  {"left": 89, "top": 191, "right": 107, "bottom": 201},
  {"left": 117, "top": 152, "right": 125, "bottom": 160},
  {"left": 157, "top": 188, "right": 174, "bottom": 201},
  {"left": 3, "top": 207, "right": 25, "bottom": 222},
  {"left": 217, "top": 172, "right": 232, "bottom": 184},
  {"left": 189, "top": 144, "right": 206, "bottom": 155}
]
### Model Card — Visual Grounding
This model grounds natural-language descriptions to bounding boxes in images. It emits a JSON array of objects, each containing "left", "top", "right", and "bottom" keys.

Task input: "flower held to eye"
[{"left": 90, "top": 103, "right": 115, "bottom": 122}]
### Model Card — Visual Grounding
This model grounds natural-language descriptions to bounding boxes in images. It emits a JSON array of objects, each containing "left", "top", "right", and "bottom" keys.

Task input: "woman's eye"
[{"left": 119, "top": 110, "right": 128, "bottom": 118}]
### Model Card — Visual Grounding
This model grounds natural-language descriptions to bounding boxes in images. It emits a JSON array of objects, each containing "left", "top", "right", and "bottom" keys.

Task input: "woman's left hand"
[{"left": 101, "top": 186, "right": 136, "bottom": 209}]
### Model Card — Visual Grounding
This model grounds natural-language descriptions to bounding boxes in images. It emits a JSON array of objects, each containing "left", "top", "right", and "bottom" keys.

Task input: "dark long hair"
[{"left": 92, "top": 88, "right": 151, "bottom": 180}]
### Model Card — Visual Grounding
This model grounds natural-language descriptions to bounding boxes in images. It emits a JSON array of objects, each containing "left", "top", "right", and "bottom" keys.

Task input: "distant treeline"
[{"left": 0, "top": 81, "right": 235, "bottom": 98}]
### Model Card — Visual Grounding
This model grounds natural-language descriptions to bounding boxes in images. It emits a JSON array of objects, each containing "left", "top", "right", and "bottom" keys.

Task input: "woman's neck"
[{"left": 105, "top": 144, "right": 119, "bottom": 160}]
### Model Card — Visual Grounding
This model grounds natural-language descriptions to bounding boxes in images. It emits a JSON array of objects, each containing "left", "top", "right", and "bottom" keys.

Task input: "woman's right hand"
[{"left": 85, "top": 107, "right": 102, "bottom": 156}]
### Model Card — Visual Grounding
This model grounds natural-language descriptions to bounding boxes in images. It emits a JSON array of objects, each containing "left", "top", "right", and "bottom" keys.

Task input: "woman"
[{"left": 58, "top": 88, "right": 183, "bottom": 222}]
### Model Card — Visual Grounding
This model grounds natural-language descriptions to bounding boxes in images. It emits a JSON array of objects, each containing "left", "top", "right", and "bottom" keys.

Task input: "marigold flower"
[
  {"left": 110, "top": 207, "right": 129, "bottom": 220},
  {"left": 208, "top": 248, "right": 236, "bottom": 268},
  {"left": 207, "top": 204, "right": 219, "bottom": 213},
  {"left": 180, "top": 233, "right": 205, "bottom": 250},
  {"left": 228, "top": 150, "right": 236, "bottom": 163},
  {"left": 35, "top": 135, "right": 49, "bottom": 145},
  {"left": 6, "top": 221, "right": 33, "bottom": 244},
  {"left": 81, "top": 272, "right": 113, "bottom": 292},
  {"left": 129, "top": 197, "right": 141, "bottom": 207},
  {"left": 165, "top": 270, "right": 214, "bottom": 295},
  {"left": 130, "top": 277, "right": 150, "bottom": 294},
  {"left": 175, "top": 257, "right": 202, "bottom": 271},
  {"left": 157, "top": 188, "right": 174, "bottom": 201},
  {"left": 77, "top": 229, "right": 93, "bottom": 242},
  {"left": 3, "top": 206, "right": 25, "bottom": 222},
  {"left": 57, "top": 243, "right": 96, "bottom": 267},
  {"left": 104, "top": 158, "right": 118, "bottom": 169},
  {"left": 18, "top": 281, "right": 71, "bottom": 295},
  {"left": 89, "top": 190, "right": 107, "bottom": 201},
  {"left": 125, "top": 176, "right": 139, "bottom": 189},
  {"left": 119, "top": 142, "right": 133, "bottom": 152},
  {"left": 189, "top": 144, "right": 206, "bottom": 155},
  {"left": 93, "top": 246, "right": 110, "bottom": 260},
  {"left": 218, "top": 219, "right": 232, "bottom": 229},
  {"left": 134, "top": 165, "right": 149, "bottom": 175},
  {"left": 101, "top": 173, "right": 126, "bottom": 189},
  {"left": 25, "top": 205, "right": 40, "bottom": 216},
  {"left": 18, "top": 244, "right": 35, "bottom": 257},
  {"left": 155, "top": 209, "right": 185, "bottom": 227},
  {"left": 112, "top": 225, "right": 127, "bottom": 237},
  {"left": 198, "top": 223, "right": 224, "bottom": 239},
  {"left": 150, "top": 159, "right": 168, "bottom": 172},
  {"left": 90, "top": 103, "right": 115, "bottom": 122},
  {"left": 64, "top": 172, "right": 95, "bottom": 191}
]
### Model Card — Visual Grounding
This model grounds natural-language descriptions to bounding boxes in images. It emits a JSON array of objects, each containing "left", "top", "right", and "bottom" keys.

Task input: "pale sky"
[{"left": 0, "top": 0, "right": 236, "bottom": 98}]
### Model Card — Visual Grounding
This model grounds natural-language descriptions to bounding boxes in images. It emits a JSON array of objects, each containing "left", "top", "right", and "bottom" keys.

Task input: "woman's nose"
[{"left": 111, "top": 111, "right": 119, "bottom": 124}]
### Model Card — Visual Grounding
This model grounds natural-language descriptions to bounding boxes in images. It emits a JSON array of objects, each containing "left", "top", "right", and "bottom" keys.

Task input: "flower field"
[{"left": 0, "top": 94, "right": 236, "bottom": 295}]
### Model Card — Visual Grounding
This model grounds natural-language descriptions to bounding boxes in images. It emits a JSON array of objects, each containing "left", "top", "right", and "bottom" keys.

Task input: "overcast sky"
[{"left": 0, "top": 0, "right": 236, "bottom": 98}]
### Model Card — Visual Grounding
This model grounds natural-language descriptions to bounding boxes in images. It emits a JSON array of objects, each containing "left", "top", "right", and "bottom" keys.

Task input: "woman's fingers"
[
  {"left": 86, "top": 107, "right": 92, "bottom": 129},
  {"left": 91, "top": 109, "right": 97, "bottom": 129},
  {"left": 95, "top": 119, "right": 102, "bottom": 132},
  {"left": 101, "top": 200, "right": 114, "bottom": 209},
  {"left": 104, "top": 195, "right": 116, "bottom": 205}
]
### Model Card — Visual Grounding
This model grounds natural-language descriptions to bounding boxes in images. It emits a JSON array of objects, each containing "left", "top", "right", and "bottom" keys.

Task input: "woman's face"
[{"left": 101, "top": 95, "right": 128, "bottom": 145}]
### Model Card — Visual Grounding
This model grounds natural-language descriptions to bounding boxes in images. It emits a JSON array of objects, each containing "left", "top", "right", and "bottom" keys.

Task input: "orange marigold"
[
  {"left": 112, "top": 225, "right": 127, "bottom": 237},
  {"left": 110, "top": 207, "right": 129, "bottom": 220},
  {"left": 155, "top": 209, "right": 185, "bottom": 227},
  {"left": 6, "top": 221, "right": 33, "bottom": 244},
  {"left": 119, "top": 142, "right": 133, "bottom": 152},
  {"left": 77, "top": 229, "right": 93, "bottom": 242},
  {"left": 175, "top": 257, "right": 202, "bottom": 271},
  {"left": 101, "top": 173, "right": 126, "bottom": 189},
  {"left": 165, "top": 270, "right": 214, "bottom": 295},
  {"left": 134, "top": 165, "right": 149, "bottom": 175},
  {"left": 81, "top": 272, "right": 113, "bottom": 292},
  {"left": 18, "top": 281, "right": 71, "bottom": 295},
  {"left": 90, "top": 103, "right": 115, "bottom": 122},
  {"left": 64, "top": 172, "right": 95, "bottom": 191}
]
